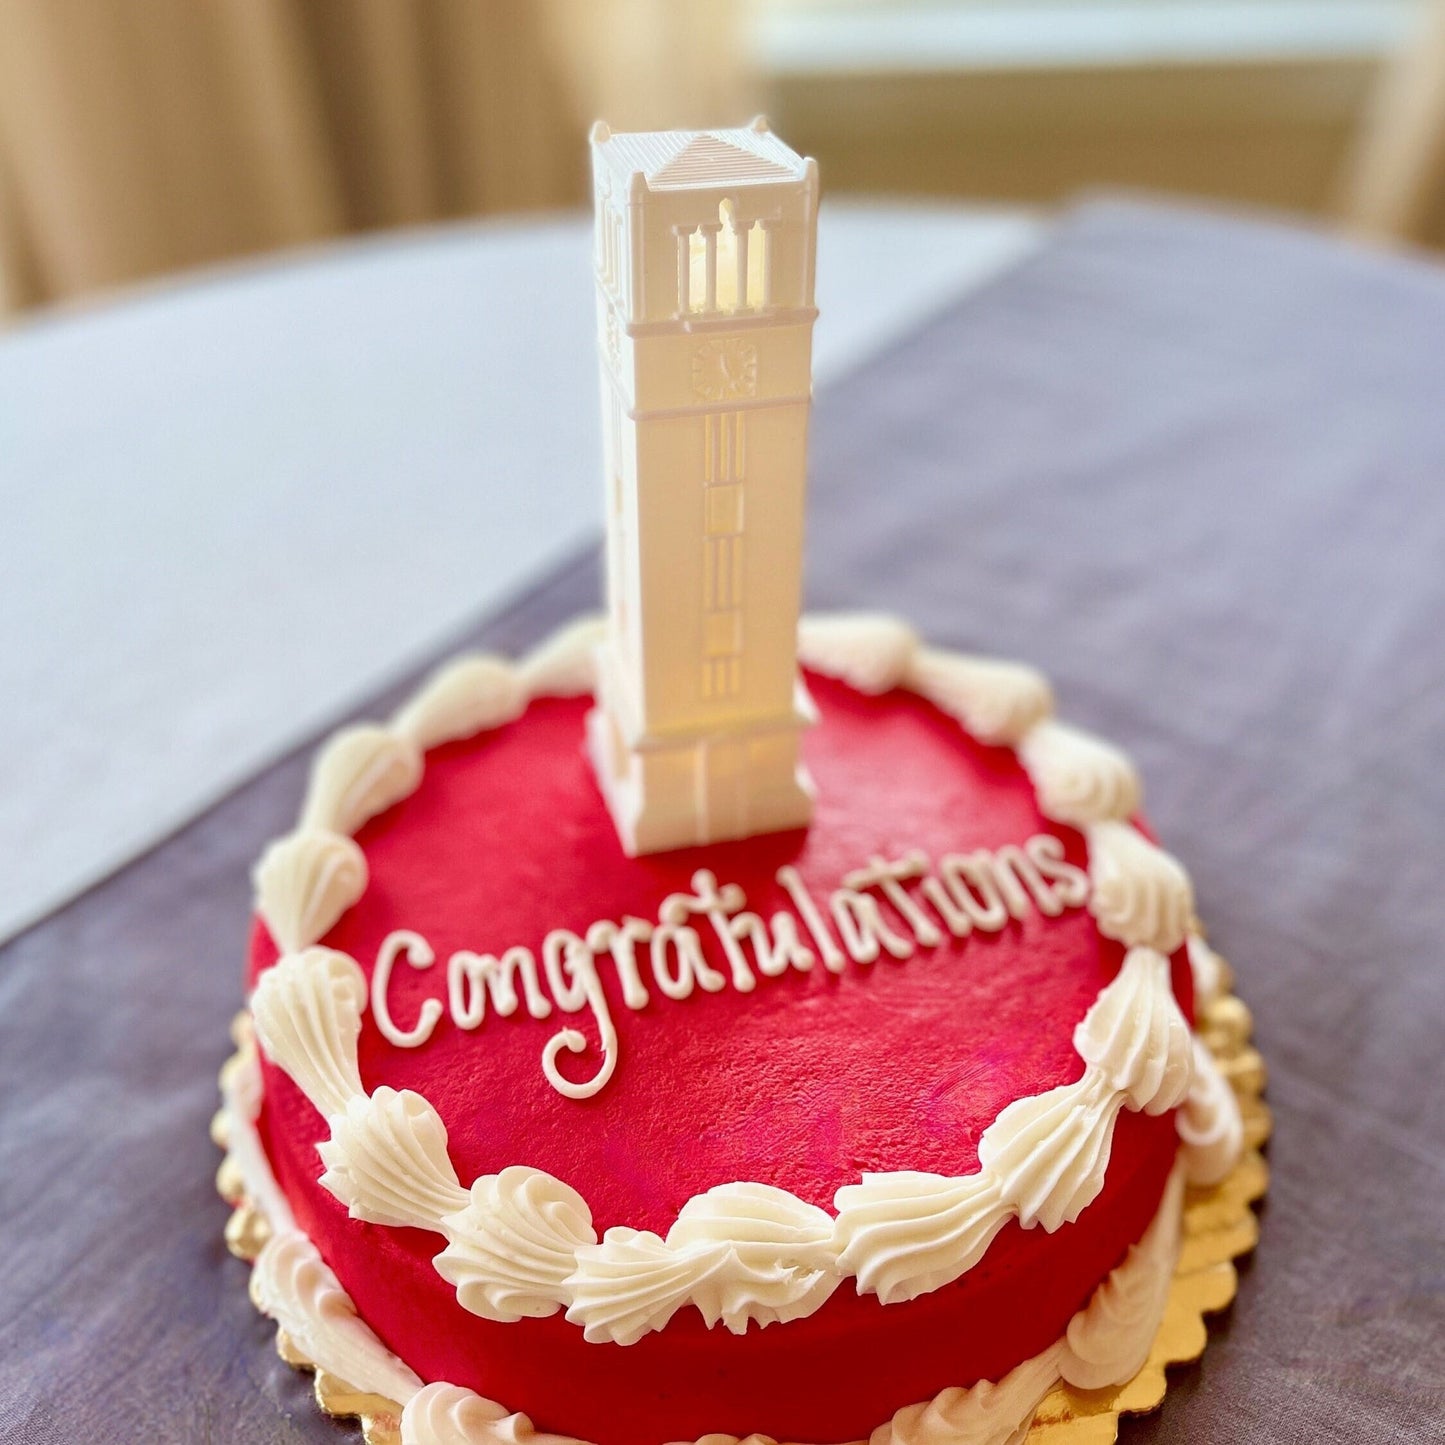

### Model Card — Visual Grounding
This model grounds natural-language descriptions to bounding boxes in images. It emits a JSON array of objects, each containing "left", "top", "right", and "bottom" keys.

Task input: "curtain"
[{"left": 0, "top": 0, "right": 752, "bottom": 315}]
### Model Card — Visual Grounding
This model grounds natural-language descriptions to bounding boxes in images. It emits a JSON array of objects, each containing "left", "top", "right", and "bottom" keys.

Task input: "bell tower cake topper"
[{"left": 586, "top": 117, "right": 820, "bottom": 856}]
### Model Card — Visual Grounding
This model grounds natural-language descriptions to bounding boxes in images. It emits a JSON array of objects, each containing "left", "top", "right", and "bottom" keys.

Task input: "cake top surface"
[{"left": 251, "top": 670, "right": 1138, "bottom": 1234}]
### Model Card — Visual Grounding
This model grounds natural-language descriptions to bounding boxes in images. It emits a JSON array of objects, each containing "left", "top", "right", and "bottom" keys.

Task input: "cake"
[{"left": 217, "top": 123, "right": 1264, "bottom": 1445}]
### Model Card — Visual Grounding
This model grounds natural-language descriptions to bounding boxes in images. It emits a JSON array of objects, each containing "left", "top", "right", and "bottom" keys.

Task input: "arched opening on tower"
[{"left": 686, "top": 200, "right": 769, "bottom": 315}]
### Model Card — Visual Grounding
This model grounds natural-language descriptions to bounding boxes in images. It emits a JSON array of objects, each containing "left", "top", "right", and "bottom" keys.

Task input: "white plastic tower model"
[{"left": 586, "top": 118, "right": 820, "bottom": 856}]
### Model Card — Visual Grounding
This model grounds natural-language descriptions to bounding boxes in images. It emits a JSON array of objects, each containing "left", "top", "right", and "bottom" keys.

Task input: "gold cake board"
[{"left": 214, "top": 969, "right": 1271, "bottom": 1445}]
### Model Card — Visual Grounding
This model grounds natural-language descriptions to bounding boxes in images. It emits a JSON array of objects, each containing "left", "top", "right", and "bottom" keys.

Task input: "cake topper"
[{"left": 585, "top": 118, "right": 820, "bottom": 855}]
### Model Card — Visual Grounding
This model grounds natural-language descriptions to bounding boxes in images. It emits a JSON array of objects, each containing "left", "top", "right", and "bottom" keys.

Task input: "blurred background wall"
[{"left": 1, "top": 0, "right": 1443, "bottom": 319}]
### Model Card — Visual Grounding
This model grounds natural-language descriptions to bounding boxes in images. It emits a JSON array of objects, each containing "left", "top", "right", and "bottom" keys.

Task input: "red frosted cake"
[{"left": 218, "top": 124, "right": 1259, "bottom": 1445}]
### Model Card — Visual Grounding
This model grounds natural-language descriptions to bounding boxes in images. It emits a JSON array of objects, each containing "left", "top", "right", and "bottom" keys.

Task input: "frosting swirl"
[
  {"left": 1019, "top": 719, "right": 1142, "bottom": 827},
  {"left": 399, "top": 1383, "right": 577, "bottom": 1445},
  {"left": 566, "top": 1184, "right": 840, "bottom": 1343},
  {"left": 250, "top": 948, "right": 367, "bottom": 1117},
  {"left": 977, "top": 1074, "right": 1124, "bottom": 1231},
  {"left": 834, "top": 1171, "right": 1010, "bottom": 1304},
  {"left": 905, "top": 648, "right": 1053, "bottom": 746},
  {"left": 1058, "top": 1167, "right": 1183, "bottom": 1390},
  {"left": 797, "top": 612, "right": 919, "bottom": 693},
  {"left": 252, "top": 827, "right": 367, "bottom": 953},
  {"left": 1074, "top": 948, "right": 1193, "bottom": 1115},
  {"left": 436, "top": 1166, "right": 597, "bottom": 1322},
  {"left": 1086, "top": 821, "right": 1194, "bottom": 955},
  {"left": 318, "top": 1086, "right": 470, "bottom": 1230},
  {"left": 251, "top": 1228, "right": 422, "bottom": 1408},
  {"left": 566, "top": 1227, "right": 735, "bottom": 1345},
  {"left": 515, "top": 614, "right": 606, "bottom": 699},
  {"left": 393, "top": 654, "right": 525, "bottom": 751},
  {"left": 1187, "top": 932, "right": 1228, "bottom": 1007},
  {"left": 1177, "top": 1038, "right": 1244, "bottom": 1186},
  {"left": 668, "top": 1182, "right": 841, "bottom": 1331},
  {"left": 874, "top": 1350, "right": 1060, "bottom": 1445},
  {"left": 300, "top": 723, "right": 423, "bottom": 836},
  {"left": 401, "top": 1384, "right": 511, "bottom": 1445}
]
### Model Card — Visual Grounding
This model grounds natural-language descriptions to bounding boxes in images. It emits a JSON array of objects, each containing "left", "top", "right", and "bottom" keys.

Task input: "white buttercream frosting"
[
  {"left": 515, "top": 614, "right": 607, "bottom": 699},
  {"left": 870, "top": 1348, "right": 1060, "bottom": 1445},
  {"left": 1058, "top": 1166, "right": 1184, "bottom": 1390},
  {"left": 904, "top": 647, "right": 1054, "bottom": 746},
  {"left": 566, "top": 1227, "right": 735, "bottom": 1346},
  {"left": 250, "top": 948, "right": 367, "bottom": 1118},
  {"left": 401, "top": 1385, "right": 512, "bottom": 1445},
  {"left": 253, "top": 828, "right": 368, "bottom": 953},
  {"left": 693, "top": 1437, "right": 780, "bottom": 1445},
  {"left": 400, "top": 1384, "right": 577, "bottom": 1445},
  {"left": 1073, "top": 948, "right": 1194, "bottom": 1115},
  {"left": 301, "top": 723, "right": 424, "bottom": 836},
  {"left": 250, "top": 1227, "right": 423, "bottom": 1408},
  {"left": 567, "top": 1184, "right": 840, "bottom": 1344},
  {"left": 667, "top": 1183, "right": 842, "bottom": 1329},
  {"left": 1177, "top": 1038, "right": 1244, "bottom": 1186},
  {"left": 1018, "top": 719, "right": 1142, "bottom": 827},
  {"left": 221, "top": 1042, "right": 295, "bottom": 1234},
  {"left": 977, "top": 1075, "right": 1124, "bottom": 1232},
  {"left": 393, "top": 655, "right": 526, "bottom": 751},
  {"left": 834, "top": 1171, "right": 1010, "bottom": 1305},
  {"left": 1187, "top": 932, "right": 1227, "bottom": 1007},
  {"left": 1086, "top": 821, "right": 1194, "bottom": 955},
  {"left": 977, "top": 949, "right": 1193, "bottom": 1231},
  {"left": 797, "top": 612, "right": 919, "bottom": 693},
  {"left": 318, "top": 1086, "right": 470, "bottom": 1230},
  {"left": 436, "top": 1166, "right": 597, "bottom": 1322}
]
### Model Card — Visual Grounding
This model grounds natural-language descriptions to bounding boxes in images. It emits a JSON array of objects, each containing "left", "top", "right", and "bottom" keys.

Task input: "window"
[{"left": 678, "top": 200, "right": 771, "bottom": 316}]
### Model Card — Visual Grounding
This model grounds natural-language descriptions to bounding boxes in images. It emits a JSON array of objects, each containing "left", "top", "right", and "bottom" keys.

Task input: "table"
[{"left": 2, "top": 198, "right": 1443, "bottom": 1442}]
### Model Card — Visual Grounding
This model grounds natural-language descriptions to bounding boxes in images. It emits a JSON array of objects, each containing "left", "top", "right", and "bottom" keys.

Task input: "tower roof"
[{"left": 593, "top": 122, "right": 809, "bottom": 191}]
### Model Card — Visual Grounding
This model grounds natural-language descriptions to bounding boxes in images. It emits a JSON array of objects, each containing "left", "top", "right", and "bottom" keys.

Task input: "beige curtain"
[
  {"left": 0, "top": 0, "right": 753, "bottom": 315},
  {"left": 1337, "top": 0, "right": 1445, "bottom": 244}
]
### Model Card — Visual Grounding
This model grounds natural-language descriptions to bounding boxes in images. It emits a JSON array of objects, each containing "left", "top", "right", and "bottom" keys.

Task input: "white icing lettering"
[
  {"left": 650, "top": 923, "right": 726, "bottom": 1000},
  {"left": 363, "top": 833, "right": 1089, "bottom": 1098},
  {"left": 938, "top": 852, "right": 1011, "bottom": 931},
  {"left": 585, "top": 916, "right": 653, "bottom": 1010},
  {"left": 447, "top": 947, "right": 553, "bottom": 1028},
  {"left": 777, "top": 864, "right": 846, "bottom": 973},
  {"left": 540, "top": 931, "right": 618, "bottom": 1100},
  {"left": 730, "top": 909, "right": 814, "bottom": 978},
  {"left": 830, "top": 888, "right": 915, "bottom": 962},
  {"left": 992, "top": 843, "right": 1064, "bottom": 919},
  {"left": 843, "top": 851, "right": 943, "bottom": 947},
  {"left": 660, "top": 870, "right": 755, "bottom": 994},
  {"left": 371, "top": 930, "right": 443, "bottom": 1048},
  {"left": 541, "top": 930, "right": 591, "bottom": 1012},
  {"left": 1026, "top": 832, "right": 1091, "bottom": 908},
  {"left": 919, "top": 874, "right": 974, "bottom": 938}
]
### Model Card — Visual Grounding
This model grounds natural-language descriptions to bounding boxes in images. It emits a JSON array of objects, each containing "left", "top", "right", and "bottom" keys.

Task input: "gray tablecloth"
[{"left": 3, "top": 200, "right": 1442, "bottom": 1443}]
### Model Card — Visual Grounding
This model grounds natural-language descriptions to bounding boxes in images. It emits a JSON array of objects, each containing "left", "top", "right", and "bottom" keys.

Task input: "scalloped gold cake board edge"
[{"left": 214, "top": 964, "right": 1271, "bottom": 1445}]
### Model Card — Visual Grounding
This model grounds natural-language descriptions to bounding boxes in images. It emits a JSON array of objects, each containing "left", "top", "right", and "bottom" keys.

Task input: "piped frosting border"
[
  {"left": 227, "top": 1027, "right": 1186, "bottom": 1445},
  {"left": 246, "top": 614, "right": 1240, "bottom": 1345}
]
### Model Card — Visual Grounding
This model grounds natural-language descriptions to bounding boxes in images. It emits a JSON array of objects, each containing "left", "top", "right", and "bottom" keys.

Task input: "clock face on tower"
[{"left": 692, "top": 338, "right": 758, "bottom": 402}]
